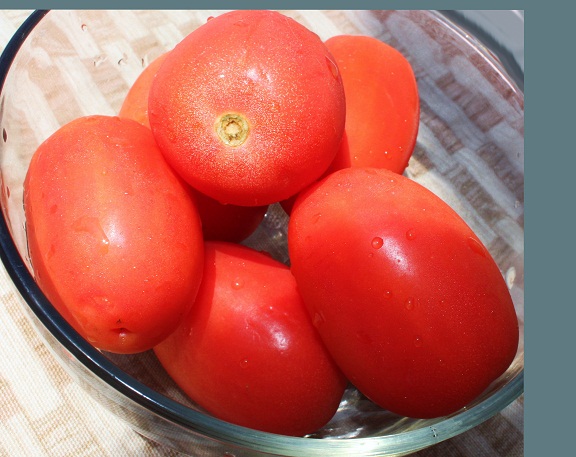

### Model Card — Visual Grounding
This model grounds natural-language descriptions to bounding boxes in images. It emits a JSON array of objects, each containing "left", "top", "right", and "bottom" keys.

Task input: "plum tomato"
[
  {"left": 288, "top": 167, "right": 519, "bottom": 419},
  {"left": 24, "top": 115, "right": 205, "bottom": 354},
  {"left": 148, "top": 10, "right": 346, "bottom": 206},
  {"left": 324, "top": 35, "right": 420, "bottom": 175},
  {"left": 153, "top": 241, "right": 347, "bottom": 436},
  {"left": 118, "top": 52, "right": 169, "bottom": 129}
]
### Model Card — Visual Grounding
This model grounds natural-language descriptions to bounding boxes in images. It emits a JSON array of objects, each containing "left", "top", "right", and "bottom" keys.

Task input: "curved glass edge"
[
  {"left": 442, "top": 12, "right": 524, "bottom": 99},
  {"left": 438, "top": 10, "right": 524, "bottom": 92},
  {"left": 0, "top": 9, "right": 525, "bottom": 457}
]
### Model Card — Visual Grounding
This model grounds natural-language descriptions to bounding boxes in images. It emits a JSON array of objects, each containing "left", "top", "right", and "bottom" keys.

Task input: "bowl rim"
[{"left": 0, "top": 9, "right": 524, "bottom": 456}]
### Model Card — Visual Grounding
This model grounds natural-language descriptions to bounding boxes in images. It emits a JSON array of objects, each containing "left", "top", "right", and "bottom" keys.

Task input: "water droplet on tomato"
[
  {"left": 72, "top": 216, "right": 110, "bottom": 254},
  {"left": 383, "top": 290, "right": 392, "bottom": 299},
  {"left": 207, "top": 16, "right": 214, "bottom": 21},
  {"left": 312, "top": 213, "right": 322, "bottom": 224},
  {"left": 114, "top": 327, "right": 130, "bottom": 340},
  {"left": 405, "top": 229, "right": 416, "bottom": 240},
  {"left": 325, "top": 55, "right": 339, "bottom": 79},
  {"left": 414, "top": 336, "right": 423, "bottom": 347},
  {"left": 467, "top": 237, "right": 487, "bottom": 258},
  {"left": 232, "top": 277, "right": 244, "bottom": 289},
  {"left": 371, "top": 237, "right": 383, "bottom": 249},
  {"left": 101, "top": 238, "right": 110, "bottom": 255},
  {"left": 239, "top": 359, "right": 249, "bottom": 369},
  {"left": 405, "top": 298, "right": 414, "bottom": 310}
]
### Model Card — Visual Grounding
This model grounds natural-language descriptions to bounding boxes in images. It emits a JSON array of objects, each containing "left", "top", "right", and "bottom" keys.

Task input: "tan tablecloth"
[{"left": 0, "top": 10, "right": 523, "bottom": 457}]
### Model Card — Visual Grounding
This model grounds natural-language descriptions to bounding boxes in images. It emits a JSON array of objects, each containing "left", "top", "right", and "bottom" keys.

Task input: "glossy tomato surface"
[
  {"left": 148, "top": 10, "right": 346, "bottom": 206},
  {"left": 24, "top": 115, "right": 205, "bottom": 354},
  {"left": 288, "top": 167, "right": 519, "bottom": 418},
  {"left": 325, "top": 35, "right": 419, "bottom": 175},
  {"left": 154, "top": 241, "right": 347, "bottom": 436}
]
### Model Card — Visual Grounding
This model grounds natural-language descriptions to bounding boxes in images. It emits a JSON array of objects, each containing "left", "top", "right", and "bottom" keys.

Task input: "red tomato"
[
  {"left": 153, "top": 241, "right": 347, "bottom": 436},
  {"left": 118, "top": 51, "right": 268, "bottom": 242},
  {"left": 288, "top": 167, "right": 519, "bottom": 419},
  {"left": 192, "top": 188, "right": 268, "bottom": 243},
  {"left": 24, "top": 115, "right": 205, "bottom": 354},
  {"left": 324, "top": 35, "right": 419, "bottom": 175},
  {"left": 148, "top": 10, "right": 346, "bottom": 206},
  {"left": 118, "top": 52, "right": 169, "bottom": 129}
]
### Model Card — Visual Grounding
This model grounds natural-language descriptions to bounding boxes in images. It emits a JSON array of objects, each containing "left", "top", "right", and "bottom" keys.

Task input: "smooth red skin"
[
  {"left": 192, "top": 188, "right": 268, "bottom": 243},
  {"left": 119, "top": 52, "right": 169, "bottom": 129},
  {"left": 153, "top": 242, "right": 347, "bottom": 436},
  {"left": 288, "top": 167, "right": 519, "bottom": 419},
  {"left": 118, "top": 51, "right": 268, "bottom": 242},
  {"left": 148, "top": 10, "right": 346, "bottom": 206},
  {"left": 324, "top": 35, "right": 420, "bottom": 175},
  {"left": 24, "top": 115, "right": 205, "bottom": 354}
]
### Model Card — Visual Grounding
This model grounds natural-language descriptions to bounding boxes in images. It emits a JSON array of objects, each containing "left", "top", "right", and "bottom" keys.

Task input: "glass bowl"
[{"left": 0, "top": 10, "right": 524, "bottom": 457}]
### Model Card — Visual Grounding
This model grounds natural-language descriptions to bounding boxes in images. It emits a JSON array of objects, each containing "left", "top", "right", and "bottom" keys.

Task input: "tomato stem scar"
[{"left": 216, "top": 113, "right": 249, "bottom": 147}]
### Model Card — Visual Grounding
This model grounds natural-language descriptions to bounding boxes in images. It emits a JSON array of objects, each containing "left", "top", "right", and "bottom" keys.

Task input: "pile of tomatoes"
[{"left": 24, "top": 10, "right": 519, "bottom": 436}]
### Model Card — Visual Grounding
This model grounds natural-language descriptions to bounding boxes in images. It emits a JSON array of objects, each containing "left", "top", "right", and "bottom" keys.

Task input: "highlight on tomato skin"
[
  {"left": 288, "top": 167, "right": 519, "bottom": 419},
  {"left": 324, "top": 34, "right": 420, "bottom": 176},
  {"left": 153, "top": 241, "right": 348, "bottom": 436},
  {"left": 23, "top": 115, "right": 205, "bottom": 354},
  {"left": 148, "top": 9, "right": 347, "bottom": 207}
]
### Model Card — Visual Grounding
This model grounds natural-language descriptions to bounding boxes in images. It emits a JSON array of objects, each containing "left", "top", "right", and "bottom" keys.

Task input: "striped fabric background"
[{"left": 0, "top": 10, "right": 523, "bottom": 457}]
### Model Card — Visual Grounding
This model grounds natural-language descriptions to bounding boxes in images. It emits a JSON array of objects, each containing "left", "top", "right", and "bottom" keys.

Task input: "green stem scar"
[{"left": 216, "top": 113, "right": 249, "bottom": 147}]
